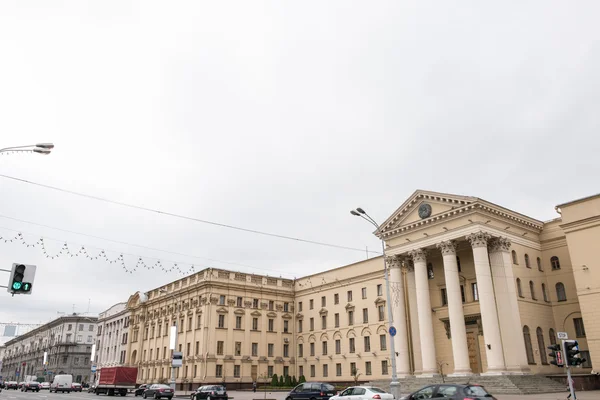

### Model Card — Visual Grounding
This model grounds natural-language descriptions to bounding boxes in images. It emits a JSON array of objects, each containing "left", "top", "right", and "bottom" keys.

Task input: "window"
[
  {"left": 517, "top": 278, "right": 523, "bottom": 297},
  {"left": 348, "top": 310, "right": 354, "bottom": 325},
  {"left": 298, "top": 344, "right": 303, "bottom": 357},
  {"left": 335, "top": 339, "right": 341, "bottom": 354},
  {"left": 310, "top": 318, "right": 314, "bottom": 331},
  {"left": 234, "top": 365, "right": 240, "bottom": 378},
  {"left": 186, "top": 343, "right": 190, "bottom": 356},
  {"left": 377, "top": 284, "right": 383, "bottom": 296},
  {"left": 284, "top": 320, "right": 289, "bottom": 333},
  {"left": 574, "top": 318, "right": 586, "bottom": 337},
  {"left": 460, "top": 285, "right": 466, "bottom": 303},
  {"left": 79, "top": 324, "right": 84, "bottom": 331},
  {"left": 472, "top": 283, "right": 479, "bottom": 301},
  {"left": 347, "top": 290, "right": 353, "bottom": 302},
  {"left": 219, "top": 295, "right": 226, "bottom": 305},
  {"left": 310, "top": 365, "right": 315, "bottom": 378},
  {"left": 541, "top": 283, "right": 548, "bottom": 302},
  {"left": 252, "top": 318, "right": 259, "bottom": 330},
  {"left": 380, "top": 334, "right": 387, "bottom": 351},
  {"left": 269, "top": 300, "right": 274, "bottom": 311},
  {"left": 334, "top": 293, "right": 339, "bottom": 304},
  {"left": 381, "top": 360, "right": 388, "bottom": 375},
  {"left": 215, "top": 365, "right": 223, "bottom": 378},
  {"left": 197, "top": 316, "right": 202, "bottom": 329},
  {"left": 364, "top": 336, "right": 371, "bottom": 352},
  {"left": 187, "top": 317, "right": 192, "bottom": 331},
  {"left": 299, "top": 366, "right": 304, "bottom": 377},
  {"left": 437, "top": 386, "right": 457, "bottom": 397},
  {"left": 253, "top": 298, "right": 259, "bottom": 308},
  {"left": 283, "top": 344, "right": 289, "bottom": 357},
  {"left": 321, "top": 315, "right": 327, "bottom": 330},
  {"left": 236, "top": 316, "right": 242, "bottom": 329},
  {"left": 310, "top": 342, "right": 315, "bottom": 356},
  {"left": 268, "top": 319, "right": 274, "bottom": 332},
  {"left": 217, "top": 341, "right": 224, "bottom": 355},
  {"left": 309, "top": 299, "right": 314, "bottom": 310},
  {"left": 556, "top": 282, "right": 567, "bottom": 301},
  {"left": 456, "top": 256, "right": 462, "bottom": 272},
  {"left": 549, "top": 328, "right": 556, "bottom": 345},
  {"left": 251, "top": 343, "right": 258, "bottom": 356},
  {"left": 336, "top": 363, "right": 342, "bottom": 376},
  {"left": 441, "top": 288, "right": 448, "bottom": 306},
  {"left": 523, "top": 326, "right": 535, "bottom": 364},
  {"left": 322, "top": 341, "right": 328, "bottom": 355},
  {"left": 427, "top": 263, "right": 434, "bottom": 279},
  {"left": 321, "top": 296, "right": 326, "bottom": 307},
  {"left": 298, "top": 320, "right": 303, "bottom": 333},
  {"left": 284, "top": 302, "right": 289, "bottom": 312},
  {"left": 365, "top": 361, "right": 372, "bottom": 375},
  {"left": 537, "top": 257, "right": 543, "bottom": 271},
  {"left": 580, "top": 351, "right": 592, "bottom": 368},
  {"left": 525, "top": 254, "right": 531, "bottom": 268},
  {"left": 530, "top": 281, "right": 537, "bottom": 300},
  {"left": 323, "top": 364, "right": 328, "bottom": 377},
  {"left": 334, "top": 313, "right": 340, "bottom": 328},
  {"left": 551, "top": 256, "right": 561, "bottom": 270},
  {"left": 218, "top": 315, "right": 225, "bottom": 328},
  {"left": 512, "top": 250, "right": 518, "bottom": 264},
  {"left": 349, "top": 338, "right": 355, "bottom": 353},
  {"left": 361, "top": 287, "right": 367, "bottom": 299},
  {"left": 267, "top": 366, "right": 273, "bottom": 377},
  {"left": 536, "top": 327, "right": 548, "bottom": 364},
  {"left": 363, "top": 308, "right": 369, "bottom": 324},
  {"left": 378, "top": 305, "right": 385, "bottom": 321},
  {"left": 298, "top": 301, "right": 303, "bottom": 312},
  {"left": 283, "top": 366, "right": 289, "bottom": 377},
  {"left": 268, "top": 343, "right": 274, "bottom": 357},
  {"left": 350, "top": 362, "right": 356, "bottom": 376}
]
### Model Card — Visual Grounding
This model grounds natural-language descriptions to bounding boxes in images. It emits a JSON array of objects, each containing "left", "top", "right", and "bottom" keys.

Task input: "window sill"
[
  {"left": 216, "top": 327, "right": 227, "bottom": 330},
  {"left": 528, "top": 362, "right": 537, "bottom": 365},
  {"left": 558, "top": 299, "right": 567, "bottom": 302},
  {"left": 576, "top": 336, "right": 586, "bottom": 338}
]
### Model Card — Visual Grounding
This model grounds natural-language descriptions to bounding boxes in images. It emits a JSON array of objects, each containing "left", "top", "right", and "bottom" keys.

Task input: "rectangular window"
[
  {"left": 348, "top": 290, "right": 353, "bottom": 302},
  {"left": 251, "top": 343, "right": 258, "bottom": 356},
  {"left": 298, "top": 302, "right": 303, "bottom": 312},
  {"left": 218, "top": 315, "right": 225, "bottom": 328},
  {"left": 310, "top": 365, "right": 315, "bottom": 378},
  {"left": 310, "top": 318, "right": 314, "bottom": 331},
  {"left": 268, "top": 319, "right": 274, "bottom": 332},
  {"left": 252, "top": 298, "right": 258, "bottom": 308},
  {"left": 310, "top": 299, "right": 314, "bottom": 310},
  {"left": 269, "top": 300, "right": 274, "bottom": 311},
  {"left": 364, "top": 336, "right": 371, "bottom": 352},
  {"left": 377, "top": 284, "right": 383, "bottom": 296},
  {"left": 335, "top": 313, "right": 340, "bottom": 328},
  {"left": 267, "top": 366, "right": 273, "bottom": 377},
  {"left": 284, "top": 344, "right": 289, "bottom": 357},
  {"left": 362, "top": 287, "right": 367, "bottom": 299},
  {"left": 188, "top": 317, "right": 192, "bottom": 331},
  {"left": 378, "top": 305, "right": 385, "bottom": 321},
  {"left": 298, "top": 320, "right": 303, "bottom": 333},
  {"left": 233, "top": 365, "right": 241, "bottom": 378},
  {"left": 366, "top": 361, "right": 372, "bottom": 375},
  {"left": 163, "top": 347, "right": 167, "bottom": 358},
  {"left": 380, "top": 334, "right": 387, "bottom": 351},
  {"left": 283, "top": 366, "right": 289, "bottom": 377},
  {"left": 580, "top": 351, "right": 592, "bottom": 368},
  {"left": 460, "top": 285, "right": 466, "bottom": 303},
  {"left": 363, "top": 308, "right": 369, "bottom": 324},
  {"left": 284, "top": 302, "right": 289, "bottom": 312},
  {"left": 322, "top": 315, "right": 327, "bottom": 330},
  {"left": 349, "top": 338, "right": 355, "bottom": 353},
  {"left": 195, "top": 342, "right": 199, "bottom": 355},
  {"left": 335, "top": 339, "right": 341, "bottom": 354},
  {"left": 298, "top": 344, "right": 303, "bottom": 357},
  {"left": 215, "top": 365, "right": 223, "bottom": 378},
  {"left": 236, "top": 316, "right": 242, "bottom": 329},
  {"left": 336, "top": 363, "right": 342, "bottom": 376},
  {"left": 252, "top": 318, "right": 258, "bottom": 330},
  {"left": 472, "top": 283, "right": 479, "bottom": 301},
  {"left": 441, "top": 288, "right": 448, "bottom": 306},
  {"left": 268, "top": 343, "right": 274, "bottom": 357},
  {"left": 574, "top": 318, "right": 586, "bottom": 337},
  {"left": 322, "top": 341, "right": 328, "bottom": 355},
  {"left": 310, "top": 343, "right": 315, "bottom": 356},
  {"left": 348, "top": 310, "right": 354, "bottom": 325},
  {"left": 196, "top": 316, "right": 201, "bottom": 329},
  {"left": 235, "top": 342, "right": 241, "bottom": 356},
  {"left": 350, "top": 362, "right": 356, "bottom": 376},
  {"left": 381, "top": 360, "right": 388, "bottom": 375},
  {"left": 79, "top": 324, "right": 84, "bottom": 331},
  {"left": 186, "top": 343, "right": 190, "bottom": 356},
  {"left": 237, "top": 297, "right": 243, "bottom": 307},
  {"left": 334, "top": 293, "right": 339, "bottom": 304},
  {"left": 217, "top": 341, "right": 224, "bottom": 355},
  {"left": 323, "top": 364, "right": 328, "bottom": 377},
  {"left": 284, "top": 320, "right": 289, "bottom": 333},
  {"left": 321, "top": 296, "right": 326, "bottom": 307}
]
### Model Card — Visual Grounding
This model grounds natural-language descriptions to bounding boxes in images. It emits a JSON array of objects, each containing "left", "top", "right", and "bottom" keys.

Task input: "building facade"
[
  {"left": 0, "top": 315, "right": 97, "bottom": 383},
  {"left": 95, "top": 302, "right": 131, "bottom": 378}
]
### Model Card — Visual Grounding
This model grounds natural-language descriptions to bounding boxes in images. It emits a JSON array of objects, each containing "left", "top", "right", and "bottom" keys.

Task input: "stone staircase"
[{"left": 368, "top": 374, "right": 566, "bottom": 396}]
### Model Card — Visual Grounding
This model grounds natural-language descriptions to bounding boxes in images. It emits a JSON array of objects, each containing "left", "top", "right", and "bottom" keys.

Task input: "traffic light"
[
  {"left": 7, "top": 263, "right": 37, "bottom": 295},
  {"left": 548, "top": 344, "right": 564, "bottom": 367},
  {"left": 564, "top": 340, "right": 587, "bottom": 367}
]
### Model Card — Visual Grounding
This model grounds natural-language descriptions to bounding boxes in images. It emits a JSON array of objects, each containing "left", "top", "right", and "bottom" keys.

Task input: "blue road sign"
[
  {"left": 389, "top": 326, "right": 397, "bottom": 337},
  {"left": 91, "top": 365, "right": 97, "bottom": 372}
]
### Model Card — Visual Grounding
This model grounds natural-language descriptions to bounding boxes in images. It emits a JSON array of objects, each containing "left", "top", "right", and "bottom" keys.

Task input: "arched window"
[
  {"left": 542, "top": 283, "right": 548, "bottom": 302},
  {"left": 551, "top": 256, "right": 561, "bottom": 270},
  {"left": 556, "top": 282, "right": 567, "bottom": 301},
  {"left": 523, "top": 326, "right": 535, "bottom": 364},
  {"left": 537, "top": 327, "right": 548, "bottom": 364},
  {"left": 530, "top": 281, "right": 537, "bottom": 300},
  {"left": 516, "top": 278, "right": 523, "bottom": 297},
  {"left": 427, "top": 263, "right": 434, "bottom": 279},
  {"left": 549, "top": 328, "right": 556, "bottom": 345},
  {"left": 512, "top": 250, "right": 518, "bottom": 264},
  {"left": 525, "top": 254, "right": 531, "bottom": 268},
  {"left": 537, "top": 257, "right": 543, "bottom": 271}
]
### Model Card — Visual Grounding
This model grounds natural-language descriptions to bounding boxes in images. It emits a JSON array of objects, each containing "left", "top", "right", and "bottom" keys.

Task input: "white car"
[
  {"left": 331, "top": 387, "right": 394, "bottom": 400},
  {"left": 40, "top": 382, "right": 51, "bottom": 390}
]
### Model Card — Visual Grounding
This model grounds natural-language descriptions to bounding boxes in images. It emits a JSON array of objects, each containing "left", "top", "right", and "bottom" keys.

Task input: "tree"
[
  {"left": 285, "top": 375, "right": 292, "bottom": 387},
  {"left": 271, "top": 374, "right": 279, "bottom": 387},
  {"left": 279, "top": 375, "right": 284, "bottom": 387},
  {"left": 292, "top": 376, "right": 297, "bottom": 386},
  {"left": 299, "top": 375, "right": 306, "bottom": 384},
  {"left": 351, "top": 367, "right": 361, "bottom": 385}
]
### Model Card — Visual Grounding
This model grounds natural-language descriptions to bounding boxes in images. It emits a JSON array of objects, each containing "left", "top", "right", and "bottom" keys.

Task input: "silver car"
[{"left": 330, "top": 387, "right": 394, "bottom": 400}]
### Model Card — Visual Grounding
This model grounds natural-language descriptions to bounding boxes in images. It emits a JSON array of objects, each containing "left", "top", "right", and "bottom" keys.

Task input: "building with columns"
[{"left": 95, "top": 302, "right": 131, "bottom": 378}]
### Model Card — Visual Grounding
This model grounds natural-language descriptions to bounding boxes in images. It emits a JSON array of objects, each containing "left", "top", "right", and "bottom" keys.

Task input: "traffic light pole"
[{"left": 566, "top": 365, "right": 575, "bottom": 400}]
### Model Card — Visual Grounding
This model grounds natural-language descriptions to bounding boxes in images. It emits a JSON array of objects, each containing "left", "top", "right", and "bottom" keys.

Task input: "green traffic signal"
[{"left": 12, "top": 281, "right": 22, "bottom": 290}]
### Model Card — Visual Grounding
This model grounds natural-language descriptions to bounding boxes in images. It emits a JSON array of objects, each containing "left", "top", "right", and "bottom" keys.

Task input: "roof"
[{"left": 556, "top": 193, "right": 600, "bottom": 208}]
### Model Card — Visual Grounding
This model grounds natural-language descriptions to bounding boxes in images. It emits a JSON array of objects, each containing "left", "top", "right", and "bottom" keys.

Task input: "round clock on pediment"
[{"left": 418, "top": 203, "right": 432, "bottom": 219}]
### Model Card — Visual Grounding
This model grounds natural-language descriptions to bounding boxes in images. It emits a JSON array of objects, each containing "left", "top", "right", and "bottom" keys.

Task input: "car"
[
  {"left": 50, "top": 374, "right": 73, "bottom": 393},
  {"left": 193, "top": 385, "right": 228, "bottom": 400},
  {"left": 286, "top": 383, "right": 337, "bottom": 400},
  {"left": 135, "top": 384, "right": 150, "bottom": 396},
  {"left": 331, "top": 387, "right": 393, "bottom": 400},
  {"left": 18, "top": 382, "right": 26, "bottom": 389},
  {"left": 72, "top": 383, "right": 83, "bottom": 392},
  {"left": 6, "top": 381, "right": 19, "bottom": 390},
  {"left": 88, "top": 385, "right": 97, "bottom": 393},
  {"left": 41, "top": 382, "right": 51, "bottom": 390},
  {"left": 22, "top": 382, "right": 41, "bottom": 392},
  {"left": 143, "top": 384, "right": 174, "bottom": 399},
  {"left": 400, "top": 384, "right": 497, "bottom": 400}
]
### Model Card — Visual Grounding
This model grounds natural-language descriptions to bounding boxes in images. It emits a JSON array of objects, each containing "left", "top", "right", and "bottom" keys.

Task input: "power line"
[{"left": 0, "top": 173, "right": 380, "bottom": 255}]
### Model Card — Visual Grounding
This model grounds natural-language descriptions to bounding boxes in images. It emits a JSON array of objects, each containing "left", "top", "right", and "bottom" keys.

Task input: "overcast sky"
[{"left": 1, "top": 1, "right": 599, "bottom": 329}]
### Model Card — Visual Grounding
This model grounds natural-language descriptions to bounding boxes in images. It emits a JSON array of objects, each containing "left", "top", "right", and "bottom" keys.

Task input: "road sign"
[
  {"left": 557, "top": 332, "right": 568, "bottom": 340},
  {"left": 389, "top": 326, "right": 397, "bottom": 337},
  {"left": 91, "top": 365, "right": 97, "bottom": 373}
]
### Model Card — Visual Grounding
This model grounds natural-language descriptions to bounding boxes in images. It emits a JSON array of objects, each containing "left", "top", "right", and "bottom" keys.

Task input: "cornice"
[
  {"left": 295, "top": 270, "right": 384, "bottom": 296},
  {"left": 559, "top": 215, "right": 600, "bottom": 234},
  {"left": 540, "top": 237, "right": 568, "bottom": 251}
]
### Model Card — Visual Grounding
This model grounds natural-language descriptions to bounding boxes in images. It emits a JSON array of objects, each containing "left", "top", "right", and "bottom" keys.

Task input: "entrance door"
[
  {"left": 466, "top": 330, "right": 481, "bottom": 373},
  {"left": 251, "top": 365, "right": 257, "bottom": 382}
]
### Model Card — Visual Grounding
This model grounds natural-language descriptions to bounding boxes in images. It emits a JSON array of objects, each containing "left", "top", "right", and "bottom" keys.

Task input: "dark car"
[
  {"left": 193, "top": 385, "right": 228, "bottom": 400},
  {"left": 22, "top": 382, "right": 40, "bottom": 392},
  {"left": 135, "top": 384, "right": 150, "bottom": 396},
  {"left": 286, "top": 383, "right": 337, "bottom": 400},
  {"left": 401, "top": 384, "right": 497, "bottom": 400},
  {"left": 143, "top": 384, "right": 174, "bottom": 399}
]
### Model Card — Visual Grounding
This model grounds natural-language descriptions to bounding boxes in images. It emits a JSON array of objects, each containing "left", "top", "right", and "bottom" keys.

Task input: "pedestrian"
[
  {"left": 567, "top": 376, "right": 576, "bottom": 399},
  {"left": 252, "top": 381, "right": 256, "bottom": 393}
]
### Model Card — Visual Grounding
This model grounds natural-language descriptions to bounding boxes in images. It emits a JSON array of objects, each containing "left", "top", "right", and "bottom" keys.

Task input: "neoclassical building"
[
  {"left": 122, "top": 190, "right": 596, "bottom": 388},
  {"left": 95, "top": 302, "right": 131, "bottom": 376}
]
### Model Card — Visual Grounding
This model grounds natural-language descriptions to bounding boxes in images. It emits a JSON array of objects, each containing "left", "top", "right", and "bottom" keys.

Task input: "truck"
[{"left": 94, "top": 367, "right": 138, "bottom": 396}]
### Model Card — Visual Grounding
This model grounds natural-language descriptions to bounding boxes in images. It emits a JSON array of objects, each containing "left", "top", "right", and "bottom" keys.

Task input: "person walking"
[{"left": 252, "top": 381, "right": 257, "bottom": 393}]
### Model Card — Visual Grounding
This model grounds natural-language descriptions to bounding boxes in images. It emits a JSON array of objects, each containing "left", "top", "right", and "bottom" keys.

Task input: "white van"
[{"left": 50, "top": 375, "right": 73, "bottom": 393}]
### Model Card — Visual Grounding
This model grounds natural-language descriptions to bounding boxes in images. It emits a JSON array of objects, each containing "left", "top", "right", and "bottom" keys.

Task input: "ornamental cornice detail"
[
  {"left": 466, "top": 231, "right": 491, "bottom": 248},
  {"left": 436, "top": 240, "right": 457, "bottom": 256},
  {"left": 407, "top": 249, "right": 427, "bottom": 263},
  {"left": 488, "top": 237, "right": 511, "bottom": 253}
]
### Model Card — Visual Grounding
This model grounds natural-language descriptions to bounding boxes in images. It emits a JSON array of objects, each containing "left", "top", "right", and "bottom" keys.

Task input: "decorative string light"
[{"left": 0, "top": 231, "right": 196, "bottom": 276}]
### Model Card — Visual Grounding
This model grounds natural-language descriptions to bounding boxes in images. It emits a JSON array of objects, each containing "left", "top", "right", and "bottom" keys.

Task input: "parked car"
[
  {"left": 286, "top": 383, "right": 337, "bottom": 400},
  {"left": 143, "top": 384, "right": 174, "bottom": 399},
  {"left": 22, "top": 382, "right": 41, "bottom": 392},
  {"left": 193, "top": 385, "right": 228, "bottom": 400},
  {"left": 18, "top": 382, "right": 26, "bottom": 389},
  {"left": 135, "top": 384, "right": 150, "bottom": 396},
  {"left": 40, "top": 382, "right": 51, "bottom": 390},
  {"left": 331, "top": 387, "right": 393, "bottom": 400},
  {"left": 5, "top": 381, "right": 19, "bottom": 390},
  {"left": 72, "top": 383, "right": 83, "bottom": 392},
  {"left": 400, "top": 384, "right": 497, "bottom": 400}
]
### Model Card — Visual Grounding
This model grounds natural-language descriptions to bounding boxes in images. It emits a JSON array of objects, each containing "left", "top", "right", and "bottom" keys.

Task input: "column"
[
  {"left": 406, "top": 262, "right": 422, "bottom": 375},
  {"left": 488, "top": 237, "right": 530, "bottom": 374},
  {"left": 466, "top": 231, "right": 506, "bottom": 374},
  {"left": 387, "top": 256, "right": 411, "bottom": 377},
  {"left": 408, "top": 249, "right": 438, "bottom": 376},
  {"left": 437, "top": 240, "right": 472, "bottom": 376}
]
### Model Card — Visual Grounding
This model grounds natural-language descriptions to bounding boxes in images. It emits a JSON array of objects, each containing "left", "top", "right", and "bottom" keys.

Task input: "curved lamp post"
[{"left": 0, "top": 143, "right": 55, "bottom": 155}]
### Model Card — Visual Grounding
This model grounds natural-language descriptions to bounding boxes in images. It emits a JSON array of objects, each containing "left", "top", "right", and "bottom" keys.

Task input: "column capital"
[
  {"left": 408, "top": 248, "right": 427, "bottom": 263},
  {"left": 385, "top": 255, "right": 402, "bottom": 269},
  {"left": 436, "top": 240, "right": 458, "bottom": 256},
  {"left": 488, "top": 237, "right": 512, "bottom": 253},
  {"left": 466, "top": 231, "right": 491, "bottom": 248}
]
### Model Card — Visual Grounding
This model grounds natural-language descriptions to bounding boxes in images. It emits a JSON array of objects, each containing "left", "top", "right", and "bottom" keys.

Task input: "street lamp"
[
  {"left": 0, "top": 143, "right": 55, "bottom": 155},
  {"left": 350, "top": 207, "right": 401, "bottom": 399}
]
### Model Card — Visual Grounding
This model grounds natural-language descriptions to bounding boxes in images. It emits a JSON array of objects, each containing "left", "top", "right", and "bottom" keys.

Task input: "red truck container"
[{"left": 95, "top": 367, "right": 138, "bottom": 396}]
